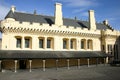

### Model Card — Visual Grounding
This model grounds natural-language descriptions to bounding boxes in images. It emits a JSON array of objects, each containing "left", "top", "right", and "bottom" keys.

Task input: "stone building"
[
  {"left": 0, "top": 38, "right": 1, "bottom": 49},
  {"left": 0, "top": 3, "right": 120, "bottom": 72}
]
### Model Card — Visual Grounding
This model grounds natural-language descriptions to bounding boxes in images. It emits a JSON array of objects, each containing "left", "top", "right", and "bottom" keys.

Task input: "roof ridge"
[
  {"left": 15, "top": 11, "right": 87, "bottom": 22},
  {"left": 15, "top": 11, "right": 54, "bottom": 18}
]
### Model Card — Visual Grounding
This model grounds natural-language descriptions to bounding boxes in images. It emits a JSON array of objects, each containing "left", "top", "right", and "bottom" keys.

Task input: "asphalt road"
[{"left": 0, "top": 65, "right": 120, "bottom": 80}]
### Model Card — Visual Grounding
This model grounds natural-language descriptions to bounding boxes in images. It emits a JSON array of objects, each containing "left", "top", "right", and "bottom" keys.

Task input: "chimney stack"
[
  {"left": 11, "top": 5, "right": 16, "bottom": 13},
  {"left": 88, "top": 10, "right": 96, "bottom": 30},
  {"left": 34, "top": 10, "right": 37, "bottom": 15},
  {"left": 55, "top": 3, "right": 63, "bottom": 26}
]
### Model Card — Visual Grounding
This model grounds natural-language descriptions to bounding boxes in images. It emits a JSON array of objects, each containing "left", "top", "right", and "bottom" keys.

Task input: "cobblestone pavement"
[{"left": 0, "top": 65, "right": 120, "bottom": 80}]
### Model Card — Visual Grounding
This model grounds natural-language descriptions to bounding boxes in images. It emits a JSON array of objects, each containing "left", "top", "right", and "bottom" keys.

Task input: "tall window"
[
  {"left": 16, "top": 38, "right": 21, "bottom": 48},
  {"left": 107, "top": 44, "right": 112, "bottom": 54},
  {"left": 25, "top": 38, "right": 30, "bottom": 48},
  {"left": 47, "top": 37, "right": 54, "bottom": 49},
  {"left": 81, "top": 39, "right": 86, "bottom": 49},
  {"left": 70, "top": 40, "right": 73, "bottom": 49},
  {"left": 47, "top": 39, "right": 51, "bottom": 48},
  {"left": 70, "top": 39, "right": 76, "bottom": 49},
  {"left": 39, "top": 38, "right": 44, "bottom": 48},
  {"left": 87, "top": 40, "right": 92, "bottom": 49},
  {"left": 63, "top": 39, "right": 67, "bottom": 49},
  {"left": 63, "top": 39, "right": 69, "bottom": 49}
]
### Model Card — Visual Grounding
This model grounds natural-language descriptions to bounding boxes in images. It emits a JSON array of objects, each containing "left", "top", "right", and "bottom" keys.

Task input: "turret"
[{"left": 11, "top": 5, "right": 16, "bottom": 13}]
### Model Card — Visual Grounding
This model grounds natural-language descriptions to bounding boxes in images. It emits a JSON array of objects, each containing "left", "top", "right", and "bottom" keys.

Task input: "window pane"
[
  {"left": 87, "top": 41, "right": 89, "bottom": 49},
  {"left": 63, "top": 40, "right": 67, "bottom": 49},
  {"left": 39, "top": 39, "right": 43, "bottom": 48},
  {"left": 108, "top": 44, "right": 112, "bottom": 54},
  {"left": 16, "top": 38, "right": 21, "bottom": 48},
  {"left": 70, "top": 40, "right": 73, "bottom": 49},
  {"left": 25, "top": 39, "right": 30, "bottom": 48},
  {"left": 81, "top": 40, "right": 84, "bottom": 49},
  {"left": 47, "top": 39, "right": 51, "bottom": 48}
]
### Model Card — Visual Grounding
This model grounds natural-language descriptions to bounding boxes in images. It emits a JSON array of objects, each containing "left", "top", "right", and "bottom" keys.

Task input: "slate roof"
[
  {"left": 0, "top": 50, "right": 110, "bottom": 60},
  {"left": 5, "top": 10, "right": 112, "bottom": 30}
]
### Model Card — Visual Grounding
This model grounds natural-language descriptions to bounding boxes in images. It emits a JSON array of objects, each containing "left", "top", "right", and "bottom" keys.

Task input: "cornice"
[{"left": 1, "top": 26, "right": 100, "bottom": 37}]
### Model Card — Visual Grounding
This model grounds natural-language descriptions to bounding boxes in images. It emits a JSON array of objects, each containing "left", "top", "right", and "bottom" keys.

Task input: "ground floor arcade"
[{"left": 0, "top": 50, "right": 111, "bottom": 72}]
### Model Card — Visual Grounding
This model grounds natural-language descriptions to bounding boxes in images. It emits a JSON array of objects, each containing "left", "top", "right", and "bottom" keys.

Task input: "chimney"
[
  {"left": 55, "top": 3, "right": 63, "bottom": 26},
  {"left": 88, "top": 10, "right": 96, "bottom": 30},
  {"left": 34, "top": 10, "right": 37, "bottom": 15},
  {"left": 74, "top": 16, "right": 77, "bottom": 20},
  {"left": 103, "top": 20, "right": 108, "bottom": 25},
  {"left": 11, "top": 5, "right": 16, "bottom": 13}
]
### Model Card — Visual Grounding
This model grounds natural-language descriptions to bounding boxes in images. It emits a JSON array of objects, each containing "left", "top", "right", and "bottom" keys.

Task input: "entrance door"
[{"left": 19, "top": 60, "right": 27, "bottom": 69}]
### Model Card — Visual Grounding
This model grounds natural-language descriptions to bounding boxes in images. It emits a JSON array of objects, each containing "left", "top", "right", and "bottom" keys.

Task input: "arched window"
[
  {"left": 81, "top": 39, "right": 86, "bottom": 49},
  {"left": 87, "top": 39, "right": 93, "bottom": 50}
]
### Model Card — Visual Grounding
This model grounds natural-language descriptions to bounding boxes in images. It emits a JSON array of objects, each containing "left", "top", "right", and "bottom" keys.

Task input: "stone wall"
[{"left": 0, "top": 39, "right": 1, "bottom": 49}]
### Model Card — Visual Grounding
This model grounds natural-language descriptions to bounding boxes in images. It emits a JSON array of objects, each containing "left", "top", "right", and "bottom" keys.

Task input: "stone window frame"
[
  {"left": 38, "top": 37, "right": 44, "bottom": 49},
  {"left": 47, "top": 37, "right": 54, "bottom": 49},
  {"left": 81, "top": 39, "right": 86, "bottom": 49},
  {"left": 63, "top": 38, "right": 69, "bottom": 49},
  {"left": 87, "top": 39, "right": 93, "bottom": 50},
  {"left": 70, "top": 38, "right": 76, "bottom": 49},
  {"left": 15, "top": 36, "right": 22, "bottom": 48},
  {"left": 24, "top": 37, "right": 32, "bottom": 49}
]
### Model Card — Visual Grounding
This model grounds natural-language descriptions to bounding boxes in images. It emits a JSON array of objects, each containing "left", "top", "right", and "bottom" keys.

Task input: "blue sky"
[{"left": 0, "top": 0, "right": 120, "bottom": 38}]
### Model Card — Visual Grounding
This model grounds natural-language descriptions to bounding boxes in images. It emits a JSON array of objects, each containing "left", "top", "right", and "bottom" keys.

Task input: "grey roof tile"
[
  {"left": 5, "top": 11, "right": 112, "bottom": 30},
  {"left": 0, "top": 50, "right": 109, "bottom": 59}
]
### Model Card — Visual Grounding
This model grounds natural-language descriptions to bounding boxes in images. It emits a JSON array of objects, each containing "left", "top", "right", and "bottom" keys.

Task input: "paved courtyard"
[{"left": 0, "top": 65, "right": 120, "bottom": 80}]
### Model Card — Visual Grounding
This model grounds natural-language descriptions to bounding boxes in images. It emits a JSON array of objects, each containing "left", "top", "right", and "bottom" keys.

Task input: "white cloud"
[
  {"left": 0, "top": 1, "right": 10, "bottom": 20},
  {"left": 81, "top": 12, "right": 88, "bottom": 17},
  {"left": 53, "top": 0, "right": 98, "bottom": 7},
  {"left": 72, "top": 8, "right": 86, "bottom": 13},
  {"left": 53, "top": 0, "right": 98, "bottom": 17}
]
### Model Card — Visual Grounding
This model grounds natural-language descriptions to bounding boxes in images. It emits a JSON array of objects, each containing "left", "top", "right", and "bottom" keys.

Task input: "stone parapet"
[{"left": 0, "top": 20, "right": 101, "bottom": 37}]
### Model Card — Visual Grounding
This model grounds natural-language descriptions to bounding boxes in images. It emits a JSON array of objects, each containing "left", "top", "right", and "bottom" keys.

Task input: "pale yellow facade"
[
  {"left": 0, "top": 3, "right": 120, "bottom": 65},
  {"left": 1, "top": 19, "right": 102, "bottom": 51},
  {"left": 0, "top": 14, "right": 120, "bottom": 53}
]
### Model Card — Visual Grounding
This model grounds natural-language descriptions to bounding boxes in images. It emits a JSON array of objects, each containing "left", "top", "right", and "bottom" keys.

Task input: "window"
[
  {"left": 107, "top": 44, "right": 112, "bottom": 54},
  {"left": 70, "top": 40, "right": 73, "bottom": 49},
  {"left": 47, "top": 39, "right": 51, "bottom": 48},
  {"left": 25, "top": 39, "right": 30, "bottom": 48},
  {"left": 81, "top": 40, "right": 84, "bottom": 49},
  {"left": 102, "top": 45, "right": 105, "bottom": 51},
  {"left": 87, "top": 40, "right": 92, "bottom": 49},
  {"left": 81, "top": 39, "right": 86, "bottom": 49},
  {"left": 47, "top": 37, "right": 54, "bottom": 49},
  {"left": 70, "top": 39, "right": 76, "bottom": 49},
  {"left": 63, "top": 39, "right": 67, "bottom": 49},
  {"left": 16, "top": 38, "right": 21, "bottom": 48},
  {"left": 39, "top": 39, "right": 44, "bottom": 48}
]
